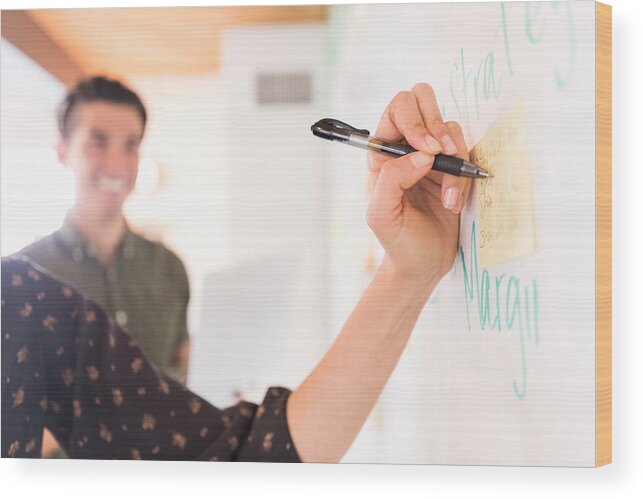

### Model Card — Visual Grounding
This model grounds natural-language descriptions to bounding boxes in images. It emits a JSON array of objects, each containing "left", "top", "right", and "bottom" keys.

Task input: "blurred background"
[{"left": 1, "top": 4, "right": 382, "bottom": 439}]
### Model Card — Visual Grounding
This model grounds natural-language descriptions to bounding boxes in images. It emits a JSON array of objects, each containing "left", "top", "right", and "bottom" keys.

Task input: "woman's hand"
[{"left": 366, "top": 83, "right": 472, "bottom": 286}]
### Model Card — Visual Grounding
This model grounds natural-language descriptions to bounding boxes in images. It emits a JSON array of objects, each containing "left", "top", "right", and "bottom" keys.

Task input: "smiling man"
[{"left": 16, "top": 76, "right": 191, "bottom": 387}]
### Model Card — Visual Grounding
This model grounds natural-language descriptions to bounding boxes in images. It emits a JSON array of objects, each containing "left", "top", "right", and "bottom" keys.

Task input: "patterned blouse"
[{"left": 1, "top": 257, "right": 301, "bottom": 462}]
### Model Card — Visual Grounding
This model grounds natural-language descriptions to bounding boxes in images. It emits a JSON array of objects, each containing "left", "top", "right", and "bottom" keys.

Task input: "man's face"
[{"left": 58, "top": 101, "right": 144, "bottom": 215}]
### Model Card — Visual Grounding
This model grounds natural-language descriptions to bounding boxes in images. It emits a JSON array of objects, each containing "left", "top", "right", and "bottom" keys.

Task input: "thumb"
[{"left": 367, "top": 151, "right": 434, "bottom": 228}]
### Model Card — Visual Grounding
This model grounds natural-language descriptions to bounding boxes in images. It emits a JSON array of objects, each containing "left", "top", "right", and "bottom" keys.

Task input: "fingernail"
[
  {"left": 410, "top": 152, "right": 433, "bottom": 169},
  {"left": 443, "top": 187, "right": 460, "bottom": 211},
  {"left": 442, "top": 135, "right": 458, "bottom": 155},
  {"left": 454, "top": 191, "right": 464, "bottom": 213},
  {"left": 425, "top": 135, "right": 442, "bottom": 153}
]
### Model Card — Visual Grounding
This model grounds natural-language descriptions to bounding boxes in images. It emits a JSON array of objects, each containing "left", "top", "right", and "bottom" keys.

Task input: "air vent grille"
[{"left": 256, "top": 72, "right": 312, "bottom": 105}]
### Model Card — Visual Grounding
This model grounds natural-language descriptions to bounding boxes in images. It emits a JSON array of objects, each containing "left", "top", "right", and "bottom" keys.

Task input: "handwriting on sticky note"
[
  {"left": 470, "top": 102, "right": 538, "bottom": 267},
  {"left": 471, "top": 99, "right": 537, "bottom": 266}
]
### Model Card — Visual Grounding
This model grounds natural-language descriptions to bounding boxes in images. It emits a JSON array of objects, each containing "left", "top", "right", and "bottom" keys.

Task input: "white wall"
[
  {"left": 0, "top": 38, "right": 71, "bottom": 256},
  {"left": 124, "top": 73, "right": 232, "bottom": 354},
  {"left": 187, "top": 24, "right": 332, "bottom": 407}
]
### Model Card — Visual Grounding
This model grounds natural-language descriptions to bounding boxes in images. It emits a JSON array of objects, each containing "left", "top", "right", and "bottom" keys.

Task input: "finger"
[
  {"left": 366, "top": 151, "right": 435, "bottom": 231},
  {"left": 375, "top": 91, "right": 443, "bottom": 155},
  {"left": 411, "top": 83, "right": 458, "bottom": 155},
  {"left": 368, "top": 90, "right": 440, "bottom": 178},
  {"left": 440, "top": 121, "right": 471, "bottom": 214}
]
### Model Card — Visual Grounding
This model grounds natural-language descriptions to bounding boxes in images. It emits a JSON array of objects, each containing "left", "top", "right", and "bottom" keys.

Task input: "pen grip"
[
  {"left": 432, "top": 154, "right": 464, "bottom": 177},
  {"left": 378, "top": 141, "right": 463, "bottom": 177}
]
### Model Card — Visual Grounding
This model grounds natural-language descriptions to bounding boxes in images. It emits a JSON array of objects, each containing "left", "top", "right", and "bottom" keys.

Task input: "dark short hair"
[{"left": 57, "top": 76, "right": 147, "bottom": 139}]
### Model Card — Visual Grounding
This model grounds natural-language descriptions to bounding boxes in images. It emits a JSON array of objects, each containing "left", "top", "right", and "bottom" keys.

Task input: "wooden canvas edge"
[{"left": 595, "top": 0, "right": 612, "bottom": 468}]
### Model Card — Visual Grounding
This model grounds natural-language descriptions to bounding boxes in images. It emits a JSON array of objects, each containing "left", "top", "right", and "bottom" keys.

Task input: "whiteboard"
[
  {"left": 323, "top": 1, "right": 598, "bottom": 466},
  {"left": 187, "top": 1, "right": 600, "bottom": 467}
]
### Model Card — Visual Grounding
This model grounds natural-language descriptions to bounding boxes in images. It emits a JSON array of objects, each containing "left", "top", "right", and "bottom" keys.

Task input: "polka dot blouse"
[{"left": 1, "top": 257, "right": 301, "bottom": 462}]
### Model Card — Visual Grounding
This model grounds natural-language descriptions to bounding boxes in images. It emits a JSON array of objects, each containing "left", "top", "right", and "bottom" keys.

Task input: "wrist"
[{"left": 375, "top": 255, "right": 438, "bottom": 302}]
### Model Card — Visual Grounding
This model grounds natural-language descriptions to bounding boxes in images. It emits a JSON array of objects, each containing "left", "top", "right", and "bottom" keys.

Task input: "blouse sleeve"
[{"left": 1, "top": 257, "right": 301, "bottom": 462}]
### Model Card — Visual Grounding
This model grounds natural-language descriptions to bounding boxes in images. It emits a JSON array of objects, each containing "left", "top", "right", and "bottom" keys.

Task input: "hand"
[{"left": 366, "top": 83, "right": 472, "bottom": 285}]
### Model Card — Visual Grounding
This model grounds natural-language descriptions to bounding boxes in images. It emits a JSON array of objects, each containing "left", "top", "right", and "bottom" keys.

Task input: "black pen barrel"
[{"left": 371, "top": 138, "right": 465, "bottom": 177}]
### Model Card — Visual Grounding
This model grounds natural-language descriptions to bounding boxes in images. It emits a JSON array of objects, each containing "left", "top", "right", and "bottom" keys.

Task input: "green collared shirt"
[{"left": 16, "top": 215, "right": 190, "bottom": 382}]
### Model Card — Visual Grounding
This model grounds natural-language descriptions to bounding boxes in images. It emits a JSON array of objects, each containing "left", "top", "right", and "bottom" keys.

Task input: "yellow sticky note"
[{"left": 470, "top": 102, "right": 538, "bottom": 267}]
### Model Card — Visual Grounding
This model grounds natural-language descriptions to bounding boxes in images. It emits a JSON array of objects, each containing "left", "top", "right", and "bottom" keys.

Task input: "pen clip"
[
  {"left": 311, "top": 118, "right": 370, "bottom": 142},
  {"left": 319, "top": 118, "right": 370, "bottom": 136}
]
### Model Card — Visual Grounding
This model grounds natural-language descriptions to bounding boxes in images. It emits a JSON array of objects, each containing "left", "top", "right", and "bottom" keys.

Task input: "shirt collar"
[{"left": 56, "top": 213, "right": 137, "bottom": 262}]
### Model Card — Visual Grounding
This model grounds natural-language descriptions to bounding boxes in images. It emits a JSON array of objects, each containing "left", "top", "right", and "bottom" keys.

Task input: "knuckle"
[
  {"left": 445, "top": 120, "right": 463, "bottom": 134},
  {"left": 380, "top": 161, "right": 398, "bottom": 177},
  {"left": 430, "top": 118, "right": 448, "bottom": 131},
  {"left": 378, "top": 166, "right": 392, "bottom": 181},
  {"left": 412, "top": 122, "right": 428, "bottom": 135}
]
